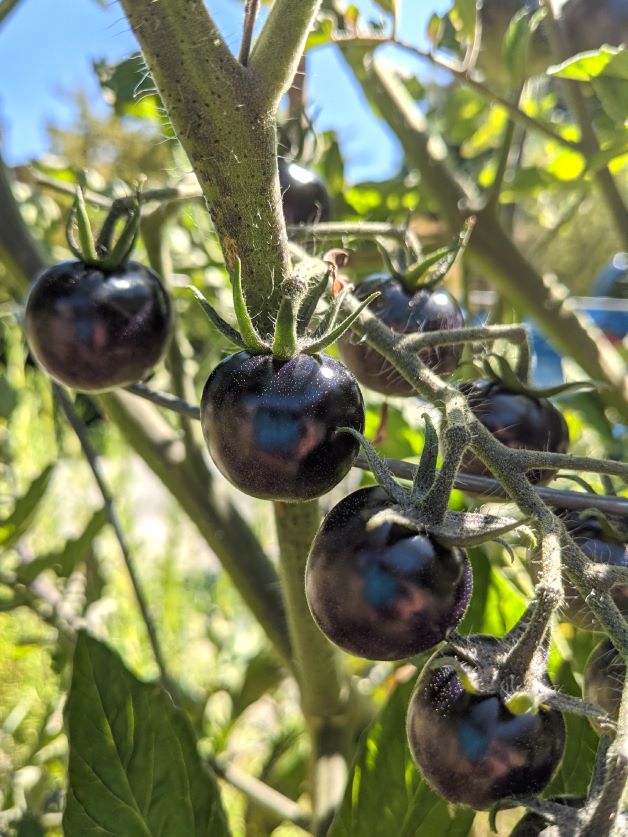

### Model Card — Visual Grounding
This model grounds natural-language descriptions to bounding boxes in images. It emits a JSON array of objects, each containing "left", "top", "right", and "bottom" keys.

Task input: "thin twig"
[
  {"left": 54, "top": 385, "right": 180, "bottom": 703},
  {"left": 123, "top": 382, "right": 628, "bottom": 516},
  {"left": 209, "top": 755, "right": 311, "bottom": 830},
  {"left": 239, "top": 0, "right": 260, "bottom": 66}
]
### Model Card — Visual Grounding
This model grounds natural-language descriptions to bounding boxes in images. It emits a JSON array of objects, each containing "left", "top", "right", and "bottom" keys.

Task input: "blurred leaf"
[
  {"left": 503, "top": 8, "right": 546, "bottom": 87},
  {"left": 16, "top": 813, "right": 45, "bottom": 837},
  {"left": 329, "top": 677, "right": 475, "bottom": 837},
  {"left": 548, "top": 46, "right": 628, "bottom": 82},
  {"left": 0, "top": 466, "right": 55, "bottom": 549},
  {"left": 17, "top": 508, "right": 107, "bottom": 584},
  {"left": 0, "top": 372, "right": 17, "bottom": 419},
  {"left": 64, "top": 632, "right": 230, "bottom": 837},
  {"left": 546, "top": 663, "right": 598, "bottom": 796},
  {"left": 458, "top": 550, "right": 527, "bottom": 636},
  {"left": 231, "top": 649, "right": 284, "bottom": 720},
  {"left": 451, "top": 0, "right": 477, "bottom": 37}
]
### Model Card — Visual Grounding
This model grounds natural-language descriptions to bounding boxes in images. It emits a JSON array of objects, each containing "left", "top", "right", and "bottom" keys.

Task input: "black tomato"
[
  {"left": 278, "top": 159, "right": 331, "bottom": 225},
  {"left": 338, "top": 275, "right": 465, "bottom": 396},
  {"left": 406, "top": 647, "right": 566, "bottom": 809},
  {"left": 531, "top": 510, "right": 628, "bottom": 631},
  {"left": 24, "top": 260, "right": 172, "bottom": 392},
  {"left": 305, "top": 486, "right": 472, "bottom": 660},
  {"left": 200, "top": 351, "right": 364, "bottom": 502},
  {"left": 583, "top": 639, "right": 625, "bottom": 733},
  {"left": 459, "top": 379, "right": 569, "bottom": 485}
]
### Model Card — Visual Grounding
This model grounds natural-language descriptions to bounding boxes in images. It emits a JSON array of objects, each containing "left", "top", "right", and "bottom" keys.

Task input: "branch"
[
  {"left": 339, "top": 49, "right": 628, "bottom": 417},
  {"left": 250, "top": 0, "right": 323, "bottom": 107},
  {"left": 0, "top": 0, "right": 22, "bottom": 28},
  {"left": 123, "top": 381, "right": 628, "bottom": 517},
  {"left": 99, "top": 390, "right": 293, "bottom": 666},
  {"left": 335, "top": 35, "right": 581, "bottom": 153},
  {"left": 539, "top": 0, "right": 628, "bottom": 251},
  {"left": 209, "top": 755, "right": 311, "bottom": 830},
  {"left": 118, "top": 0, "right": 289, "bottom": 333},
  {"left": 55, "top": 386, "right": 179, "bottom": 701},
  {"left": 239, "top": 0, "right": 260, "bottom": 66}
]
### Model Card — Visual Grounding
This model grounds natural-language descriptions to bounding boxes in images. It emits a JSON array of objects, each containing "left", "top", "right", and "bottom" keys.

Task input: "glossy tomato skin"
[
  {"left": 24, "top": 260, "right": 172, "bottom": 392},
  {"left": 459, "top": 379, "right": 569, "bottom": 485},
  {"left": 200, "top": 351, "right": 364, "bottom": 502},
  {"left": 338, "top": 275, "right": 465, "bottom": 396},
  {"left": 531, "top": 511, "right": 628, "bottom": 631},
  {"left": 407, "top": 648, "right": 566, "bottom": 809},
  {"left": 305, "top": 486, "right": 472, "bottom": 660},
  {"left": 278, "top": 159, "right": 331, "bottom": 225},
  {"left": 584, "top": 639, "right": 625, "bottom": 733}
]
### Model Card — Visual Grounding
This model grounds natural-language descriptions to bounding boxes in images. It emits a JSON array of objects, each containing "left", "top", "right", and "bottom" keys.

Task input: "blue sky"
[{"left": 0, "top": 0, "right": 449, "bottom": 182}]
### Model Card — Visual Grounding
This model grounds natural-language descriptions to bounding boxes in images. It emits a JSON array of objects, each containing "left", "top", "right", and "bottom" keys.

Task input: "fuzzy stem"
[
  {"left": 238, "top": 0, "right": 260, "bottom": 66},
  {"left": 273, "top": 500, "right": 353, "bottom": 834},
  {"left": 249, "top": 0, "right": 323, "bottom": 107}
]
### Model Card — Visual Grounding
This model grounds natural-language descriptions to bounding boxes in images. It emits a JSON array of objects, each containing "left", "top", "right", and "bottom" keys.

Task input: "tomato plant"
[{"left": 0, "top": 1, "right": 626, "bottom": 836}]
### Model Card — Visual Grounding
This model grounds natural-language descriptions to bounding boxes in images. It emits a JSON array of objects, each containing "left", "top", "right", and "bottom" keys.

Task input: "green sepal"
[
  {"left": 302, "top": 292, "right": 380, "bottom": 355},
  {"left": 309, "top": 288, "right": 348, "bottom": 341},
  {"left": 504, "top": 691, "right": 543, "bottom": 716},
  {"left": 231, "top": 258, "right": 269, "bottom": 353},
  {"left": 296, "top": 269, "right": 330, "bottom": 336},
  {"left": 403, "top": 217, "right": 474, "bottom": 291},
  {"left": 187, "top": 286, "right": 247, "bottom": 348},
  {"left": 272, "top": 294, "right": 300, "bottom": 360},
  {"left": 98, "top": 202, "right": 141, "bottom": 270},
  {"left": 66, "top": 186, "right": 99, "bottom": 264},
  {"left": 482, "top": 354, "right": 597, "bottom": 399},
  {"left": 336, "top": 427, "right": 408, "bottom": 506},
  {"left": 410, "top": 413, "right": 439, "bottom": 501},
  {"left": 573, "top": 507, "right": 628, "bottom": 544},
  {"left": 374, "top": 238, "right": 404, "bottom": 280},
  {"left": 429, "top": 511, "right": 527, "bottom": 547}
]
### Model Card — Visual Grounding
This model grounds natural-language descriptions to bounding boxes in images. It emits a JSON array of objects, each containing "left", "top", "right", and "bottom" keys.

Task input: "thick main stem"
[{"left": 274, "top": 501, "right": 353, "bottom": 834}]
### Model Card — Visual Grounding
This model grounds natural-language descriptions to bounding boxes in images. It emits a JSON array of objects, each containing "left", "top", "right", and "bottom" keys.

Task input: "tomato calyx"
[
  {"left": 190, "top": 256, "right": 379, "bottom": 360},
  {"left": 479, "top": 351, "right": 596, "bottom": 400},
  {"left": 65, "top": 184, "right": 141, "bottom": 272},
  {"left": 338, "top": 416, "right": 532, "bottom": 551}
]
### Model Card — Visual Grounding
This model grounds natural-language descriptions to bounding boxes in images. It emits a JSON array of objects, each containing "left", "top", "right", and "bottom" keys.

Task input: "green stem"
[
  {"left": 101, "top": 391, "right": 293, "bottom": 666},
  {"left": 250, "top": 0, "right": 323, "bottom": 107},
  {"left": 118, "top": 0, "right": 289, "bottom": 334},
  {"left": 340, "top": 48, "right": 628, "bottom": 417},
  {"left": 273, "top": 500, "right": 354, "bottom": 833}
]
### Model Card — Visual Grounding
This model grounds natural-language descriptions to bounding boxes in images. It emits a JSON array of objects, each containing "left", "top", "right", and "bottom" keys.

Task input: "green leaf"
[
  {"left": 548, "top": 46, "right": 628, "bottom": 125},
  {"left": 230, "top": 650, "right": 284, "bottom": 721},
  {"left": 546, "top": 663, "right": 598, "bottom": 797},
  {"left": 17, "top": 509, "right": 107, "bottom": 584},
  {"left": 503, "top": 8, "right": 545, "bottom": 87},
  {"left": 16, "top": 813, "right": 45, "bottom": 837},
  {"left": 328, "top": 678, "right": 475, "bottom": 837},
  {"left": 458, "top": 550, "right": 527, "bottom": 636},
  {"left": 63, "top": 632, "right": 230, "bottom": 837},
  {"left": 0, "top": 465, "right": 55, "bottom": 548},
  {"left": 93, "top": 54, "right": 162, "bottom": 121}
]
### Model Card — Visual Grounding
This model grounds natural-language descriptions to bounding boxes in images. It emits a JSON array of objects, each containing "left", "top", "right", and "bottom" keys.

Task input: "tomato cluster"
[{"left": 24, "top": 166, "right": 587, "bottom": 816}]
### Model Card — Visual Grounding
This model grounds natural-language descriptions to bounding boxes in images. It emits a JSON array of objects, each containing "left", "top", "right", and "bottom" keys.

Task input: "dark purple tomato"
[
  {"left": 305, "top": 486, "right": 472, "bottom": 660},
  {"left": 531, "top": 510, "right": 628, "bottom": 631},
  {"left": 278, "top": 159, "right": 331, "bottom": 225},
  {"left": 459, "top": 379, "right": 569, "bottom": 485},
  {"left": 407, "top": 648, "right": 566, "bottom": 809},
  {"left": 24, "top": 260, "right": 172, "bottom": 392},
  {"left": 200, "top": 351, "right": 364, "bottom": 502},
  {"left": 583, "top": 639, "right": 625, "bottom": 734},
  {"left": 338, "top": 275, "right": 465, "bottom": 396}
]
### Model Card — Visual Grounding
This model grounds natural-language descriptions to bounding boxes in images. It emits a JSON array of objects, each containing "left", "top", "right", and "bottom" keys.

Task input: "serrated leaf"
[
  {"left": 17, "top": 509, "right": 107, "bottom": 584},
  {"left": 0, "top": 465, "right": 55, "bottom": 548},
  {"left": 328, "top": 678, "right": 475, "bottom": 837},
  {"left": 63, "top": 632, "right": 230, "bottom": 837}
]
